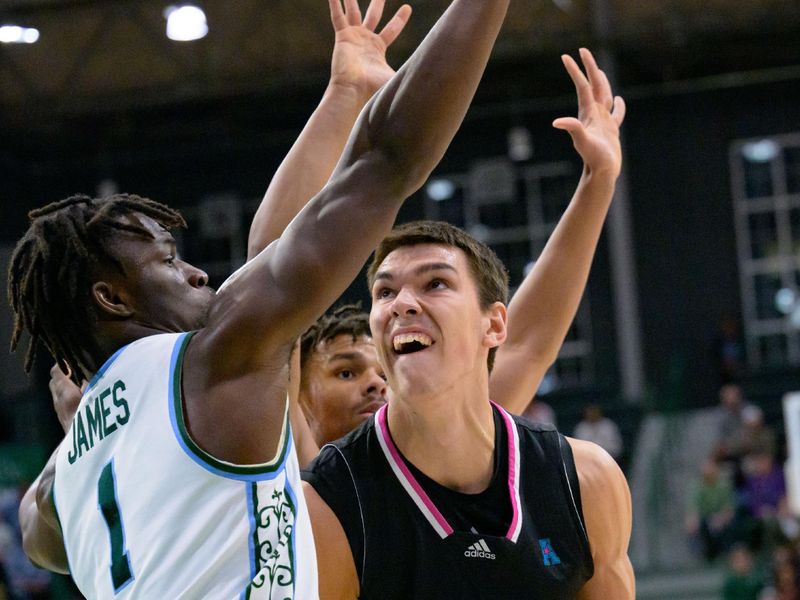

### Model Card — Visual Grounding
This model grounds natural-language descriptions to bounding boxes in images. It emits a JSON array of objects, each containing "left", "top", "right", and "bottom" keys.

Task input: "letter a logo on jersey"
[{"left": 538, "top": 538, "right": 561, "bottom": 566}]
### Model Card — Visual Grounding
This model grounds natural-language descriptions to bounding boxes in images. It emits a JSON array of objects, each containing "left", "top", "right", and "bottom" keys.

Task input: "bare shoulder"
[
  {"left": 566, "top": 437, "right": 635, "bottom": 599},
  {"left": 565, "top": 436, "right": 630, "bottom": 543},
  {"left": 303, "top": 482, "right": 360, "bottom": 600},
  {"left": 566, "top": 437, "right": 625, "bottom": 490}
]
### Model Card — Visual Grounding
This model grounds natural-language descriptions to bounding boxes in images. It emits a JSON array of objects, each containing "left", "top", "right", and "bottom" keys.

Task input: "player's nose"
[
  {"left": 183, "top": 262, "right": 208, "bottom": 288},
  {"left": 391, "top": 286, "right": 420, "bottom": 317}
]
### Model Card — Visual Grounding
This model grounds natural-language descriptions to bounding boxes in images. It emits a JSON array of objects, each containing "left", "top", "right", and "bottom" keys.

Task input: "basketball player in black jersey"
[{"left": 302, "top": 49, "right": 635, "bottom": 599}]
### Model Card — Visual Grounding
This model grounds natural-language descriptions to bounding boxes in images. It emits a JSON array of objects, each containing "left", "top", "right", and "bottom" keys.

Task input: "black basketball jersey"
[{"left": 303, "top": 402, "right": 594, "bottom": 599}]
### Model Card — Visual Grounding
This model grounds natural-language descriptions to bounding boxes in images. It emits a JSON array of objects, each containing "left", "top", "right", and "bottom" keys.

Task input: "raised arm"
[
  {"left": 257, "top": 0, "right": 509, "bottom": 333},
  {"left": 247, "top": 0, "right": 411, "bottom": 259},
  {"left": 490, "top": 48, "right": 626, "bottom": 414},
  {"left": 569, "top": 437, "right": 635, "bottom": 599},
  {"left": 187, "top": 0, "right": 511, "bottom": 465}
]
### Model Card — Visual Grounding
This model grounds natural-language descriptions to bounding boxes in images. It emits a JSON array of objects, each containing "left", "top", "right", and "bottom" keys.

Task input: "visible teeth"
[{"left": 393, "top": 333, "right": 432, "bottom": 351}]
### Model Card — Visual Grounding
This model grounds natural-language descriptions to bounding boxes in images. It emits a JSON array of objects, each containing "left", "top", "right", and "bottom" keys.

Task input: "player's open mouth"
[{"left": 392, "top": 333, "right": 433, "bottom": 355}]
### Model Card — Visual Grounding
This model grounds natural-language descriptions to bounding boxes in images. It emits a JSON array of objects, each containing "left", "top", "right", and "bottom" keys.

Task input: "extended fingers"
[
  {"left": 343, "top": 0, "right": 363, "bottom": 26},
  {"left": 561, "top": 54, "right": 593, "bottom": 110},
  {"left": 379, "top": 4, "right": 412, "bottom": 47},
  {"left": 579, "top": 48, "right": 613, "bottom": 109},
  {"left": 363, "top": 0, "right": 385, "bottom": 31},
  {"left": 612, "top": 96, "right": 626, "bottom": 126},
  {"left": 329, "top": 0, "right": 348, "bottom": 30}
]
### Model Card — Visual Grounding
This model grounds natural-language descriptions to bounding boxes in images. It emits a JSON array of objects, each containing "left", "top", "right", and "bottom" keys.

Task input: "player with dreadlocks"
[
  {"left": 12, "top": 0, "right": 511, "bottom": 596},
  {"left": 9, "top": 194, "right": 189, "bottom": 383}
]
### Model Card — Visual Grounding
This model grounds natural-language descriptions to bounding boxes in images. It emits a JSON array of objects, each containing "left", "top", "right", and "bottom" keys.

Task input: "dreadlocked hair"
[
  {"left": 7, "top": 193, "right": 186, "bottom": 384},
  {"left": 300, "top": 303, "right": 371, "bottom": 372}
]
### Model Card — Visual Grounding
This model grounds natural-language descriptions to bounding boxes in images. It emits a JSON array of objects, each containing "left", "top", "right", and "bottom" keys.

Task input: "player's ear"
[
  {"left": 482, "top": 301, "right": 507, "bottom": 349},
  {"left": 92, "top": 281, "right": 135, "bottom": 318}
]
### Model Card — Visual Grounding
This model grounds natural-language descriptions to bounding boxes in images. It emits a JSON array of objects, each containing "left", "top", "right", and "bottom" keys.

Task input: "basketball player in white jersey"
[{"left": 12, "top": 0, "right": 511, "bottom": 596}]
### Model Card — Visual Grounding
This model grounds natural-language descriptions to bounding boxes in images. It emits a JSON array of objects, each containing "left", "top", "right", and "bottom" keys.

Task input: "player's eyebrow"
[
  {"left": 373, "top": 261, "right": 457, "bottom": 282},
  {"left": 329, "top": 352, "right": 362, "bottom": 362}
]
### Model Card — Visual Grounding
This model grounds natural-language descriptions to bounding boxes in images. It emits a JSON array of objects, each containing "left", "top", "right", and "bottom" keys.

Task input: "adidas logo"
[{"left": 464, "top": 539, "right": 496, "bottom": 560}]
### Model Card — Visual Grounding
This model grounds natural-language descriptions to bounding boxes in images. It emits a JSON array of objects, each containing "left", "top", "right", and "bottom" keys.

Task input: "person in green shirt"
[{"left": 686, "top": 459, "right": 737, "bottom": 561}]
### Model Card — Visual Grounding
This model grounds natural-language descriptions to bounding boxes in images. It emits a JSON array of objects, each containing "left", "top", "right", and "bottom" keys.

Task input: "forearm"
[
  {"left": 362, "top": 0, "right": 510, "bottom": 193},
  {"left": 257, "top": 0, "right": 510, "bottom": 335},
  {"left": 19, "top": 451, "right": 69, "bottom": 573},
  {"left": 504, "top": 169, "right": 616, "bottom": 358},
  {"left": 247, "top": 83, "right": 372, "bottom": 260},
  {"left": 490, "top": 169, "right": 616, "bottom": 412}
]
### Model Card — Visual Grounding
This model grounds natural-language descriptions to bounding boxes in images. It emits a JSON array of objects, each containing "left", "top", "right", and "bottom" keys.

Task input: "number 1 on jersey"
[{"left": 98, "top": 460, "right": 134, "bottom": 592}]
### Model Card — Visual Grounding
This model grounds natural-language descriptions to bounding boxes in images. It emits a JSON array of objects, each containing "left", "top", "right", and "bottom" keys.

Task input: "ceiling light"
[
  {"left": 0, "top": 25, "right": 40, "bottom": 44},
  {"left": 164, "top": 5, "right": 208, "bottom": 42}
]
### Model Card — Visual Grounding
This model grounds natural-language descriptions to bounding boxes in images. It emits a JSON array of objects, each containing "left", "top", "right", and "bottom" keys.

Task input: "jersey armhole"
[
  {"left": 309, "top": 444, "right": 367, "bottom": 587},
  {"left": 557, "top": 434, "right": 590, "bottom": 544}
]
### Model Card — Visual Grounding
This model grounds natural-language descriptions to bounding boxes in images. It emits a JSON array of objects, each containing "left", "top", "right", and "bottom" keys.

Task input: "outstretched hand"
[
  {"left": 328, "top": 0, "right": 412, "bottom": 100},
  {"left": 553, "top": 48, "right": 626, "bottom": 177}
]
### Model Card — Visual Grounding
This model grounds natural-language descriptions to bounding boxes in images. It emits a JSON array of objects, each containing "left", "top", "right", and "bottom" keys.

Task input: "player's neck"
[{"left": 386, "top": 384, "right": 496, "bottom": 494}]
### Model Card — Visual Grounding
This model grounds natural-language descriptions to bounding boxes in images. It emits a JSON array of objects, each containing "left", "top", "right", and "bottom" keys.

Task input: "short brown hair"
[
  {"left": 366, "top": 220, "right": 509, "bottom": 370},
  {"left": 300, "top": 303, "right": 371, "bottom": 372}
]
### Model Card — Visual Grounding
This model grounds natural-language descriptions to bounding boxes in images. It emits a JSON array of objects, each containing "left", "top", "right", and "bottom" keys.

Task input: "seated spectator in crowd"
[
  {"left": 573, "top": 402, "right": 623, "bottom": 460},
  {"left": 743, "top": 452, "right": 787, "bottom": 520},
  {"left": 685, "top": 459, "right": 737, "bottom": 561},
  {"left": 741, "top": 451, "right": 788, "bottom": 555},
  {"left": 715, "top": 383, "right": 755, "bottom": 463},
  {"left": 0, "top": 485, "right": 50, "bottom": 599},
  {"left": 760, "top": 544, "right": 800, "bottom": 600},
  {"left": 722, "top": 544, "right": 765, "bottom": 600},
  {"left": 737, "top": 405, "right": 777, "bottom": 460}
]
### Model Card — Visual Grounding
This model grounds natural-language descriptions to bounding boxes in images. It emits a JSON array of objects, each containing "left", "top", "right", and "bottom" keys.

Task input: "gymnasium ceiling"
[{"left": 1, "top": 0, "right": 799, "bottom": 136}]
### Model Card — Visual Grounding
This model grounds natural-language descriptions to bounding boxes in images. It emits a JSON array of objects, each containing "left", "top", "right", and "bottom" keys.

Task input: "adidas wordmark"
[{"left": 464, "top": 539, "right": 496, "bottom": 560}]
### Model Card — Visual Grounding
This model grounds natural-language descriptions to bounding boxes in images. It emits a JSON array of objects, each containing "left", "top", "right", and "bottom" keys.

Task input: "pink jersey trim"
[
  {"left": 375, "top": 405, "right": 454, "bottom": 538},
  {"left": 491, "top": 401, "right": 523, "bottom": 542},
  {"left": 374, "top": 402, "right": 523, "bottom": 542}
]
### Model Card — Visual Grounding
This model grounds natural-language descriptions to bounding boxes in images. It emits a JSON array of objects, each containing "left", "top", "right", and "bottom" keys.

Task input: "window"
[
  {"left": 425, "top": 158, "right": 594, "bottom": 391},
  {"left": 731, "top": 133, "right": 800, "bottom": 368}
]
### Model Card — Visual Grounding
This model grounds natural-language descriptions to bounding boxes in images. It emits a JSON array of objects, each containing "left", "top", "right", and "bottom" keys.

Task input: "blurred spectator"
[
  {"left": 775, "top": 497, "right": 800, "bottom": 543},
  {"left": 573, "top": 403, "right": 623, "bottom": 460},
  {"left": 737, "top": 406, "right": 777, "bottom": 461},
  {"left": 742, "top": 452, "right": 786, "bottom": 520},
  {"left": 0, "top": 486, "right": 51, "bottom": 600},
  {"left": 521, "top": 400, "right": 557, "bottom": 428},
  {"left": 710, "top": 317, "right": 744, "bottom": 385},
  {"left": 0, "top": 521, "right": 11, "bottom": 600},
  {"left": 721, "top": 544, "right": 764, "bottom": 600},
  {"left": 714, "top": 384, "right": 757, "bottom": 470},
  {"left": 764, "top": 544, "right": 800, "bottom": 600},
  {"left": 685, "top": 459, "right": 737, "bottom": 561}
]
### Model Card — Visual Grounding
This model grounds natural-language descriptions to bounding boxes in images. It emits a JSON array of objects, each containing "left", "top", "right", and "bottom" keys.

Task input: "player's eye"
[
  {"left": 337, "top": 370, "right": 354, "bottom": 380},
  {"left": 375, "top": 287, "right": 394, "bottom": 299},
  {"left": 428, "top": 278, "right": 446, "bottom": 289},
  {"left": 165, "top": 256, "right": 175, "bottom": 266}
]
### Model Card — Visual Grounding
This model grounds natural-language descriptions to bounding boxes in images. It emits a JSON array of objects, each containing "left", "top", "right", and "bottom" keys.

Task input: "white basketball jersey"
[{"left": 53, "top": 332, "right": 318, "bottom": 599}]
